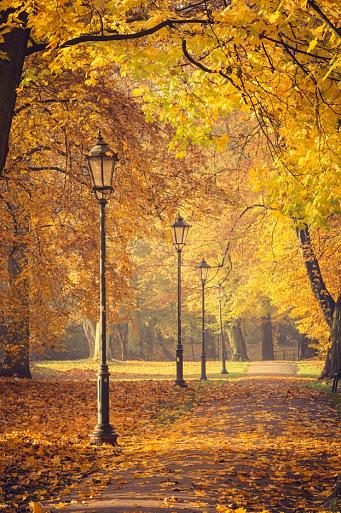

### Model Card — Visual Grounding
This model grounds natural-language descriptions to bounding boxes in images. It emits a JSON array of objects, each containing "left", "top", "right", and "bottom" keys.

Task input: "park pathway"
[
  {"left": 48, "top": 378, "right": 341, "bottom": 513},
  {"left": 246, "top": 361, "right": 297, "bottom": 376}
]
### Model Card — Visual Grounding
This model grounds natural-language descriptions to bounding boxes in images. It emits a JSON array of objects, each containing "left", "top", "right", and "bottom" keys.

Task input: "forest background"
[{"left": 0, "top": 0, "right": 340, "bottom": 379}]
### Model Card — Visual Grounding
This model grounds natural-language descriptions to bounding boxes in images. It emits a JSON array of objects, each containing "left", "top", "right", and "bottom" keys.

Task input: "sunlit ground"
[
  {"left": 32, "top": 359, "right": 324, "bottom": 380},
  {"left": 296, "top": 360, "right": 324, "bottom": 377},
  {"left": 32, "top": 359, "right": 248, "bottom": 380}
]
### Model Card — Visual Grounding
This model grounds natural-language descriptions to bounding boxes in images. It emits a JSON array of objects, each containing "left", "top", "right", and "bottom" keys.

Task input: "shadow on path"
[{"left": 49, "top": 378, "right": 340, "bottom": 513}]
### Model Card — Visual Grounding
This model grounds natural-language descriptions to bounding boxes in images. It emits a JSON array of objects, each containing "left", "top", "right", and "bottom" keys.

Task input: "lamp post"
[
  {"left": 172, "top": 215, "right": 190, "bottom": 387},
  {"left": 216, "top": 285, "right": 228, "bottom": 375},
  {"left": 196, "top": 258, "right": 211, "bottom": 381},
  {"left": 87, "top": 130, "right": 118, "bottom": 445}
]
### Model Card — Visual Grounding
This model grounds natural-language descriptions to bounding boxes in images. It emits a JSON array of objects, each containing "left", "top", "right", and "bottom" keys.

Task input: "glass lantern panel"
[
  {"left": 173, "top": 226, "right": 185, "bottom": 245},
  {"left": 102, "top": 156, "right": 114, "bottom": 187},
  {"left": 182, "top": 225, "right": 189, "bottom": 244},
  {"left": 89, "top": 156, "right": 102, "bottom": 188},
  {"left": 216, "top": 286, "right": 224, "bottom": 299},
  {"left": 201, "top": 266, "right": 209, "bottom": 282}
]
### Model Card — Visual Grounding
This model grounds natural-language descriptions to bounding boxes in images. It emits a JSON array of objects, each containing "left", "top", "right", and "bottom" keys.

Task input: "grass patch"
[
  {"left": 32, "top": 359, "right": 248, "bottom": 381},
  {"left": 299, "top": 379, "right": 341, "bottom": 415},
  {"left": 296, "top": 359, "right": 324, "bottom": 377}
]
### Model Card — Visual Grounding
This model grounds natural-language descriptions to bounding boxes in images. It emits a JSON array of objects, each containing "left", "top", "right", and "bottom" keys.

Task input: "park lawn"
[
  {"left": 296, "top": 360, "right": 324, "bottom": 377},
  {"left": 32, "top": 359, "right": 248, "bottom": 380}
]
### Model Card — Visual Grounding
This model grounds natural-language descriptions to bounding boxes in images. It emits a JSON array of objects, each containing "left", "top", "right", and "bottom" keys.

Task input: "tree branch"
[
  {"left": 181, "top": 39, "right": 242, "bottom": 91},
  {"left": 25, "top": 18, "right": 210, "bottom": 56},
  {"left": 307, "top": 0, "right": 341, "bottom": 40}
]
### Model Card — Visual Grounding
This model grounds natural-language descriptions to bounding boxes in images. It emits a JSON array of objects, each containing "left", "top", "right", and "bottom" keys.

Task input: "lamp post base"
[
  {"left": 89, "top": 423, "right": 118, "bottom": 446},
  {"left": 200, "top": 376, "right": 208, "bottom": 381},
  {"left": 221, "top": 368, "right": 229, "bottom": 375},
  {"left": 175, "top": 379, "right": 188, "bottom": 388}
]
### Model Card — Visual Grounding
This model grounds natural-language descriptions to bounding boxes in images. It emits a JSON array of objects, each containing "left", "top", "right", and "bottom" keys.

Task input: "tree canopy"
[{"left": 0, "top": 0, "right": 340, "bottom": 376}]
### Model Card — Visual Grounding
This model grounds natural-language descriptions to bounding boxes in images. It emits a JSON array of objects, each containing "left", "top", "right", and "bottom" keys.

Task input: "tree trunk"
[
  {"left": 0, "top": 14, "right": 31, "bottom": 378},
  {"left": 106, "top": 328, "right": 114, "bottom": 360},
  {"left": 127, "top": 309, "right": 145, "bottom": 358},
  {"left": 296, "top": 225, "right": 339, "bottom": 378},
  {"left": 190, "top": 337, "right": 195, "bottom": 360},
  {"left": 321, "top": 293, "right": 341, "bottom": 378},
  {"left": 260, "top": 315, "right": 274, "bottom": 360},
  {"left": 115, "top": 323, "right": 128, "bottom": 361},
  {"left": 227, "top": 320, "right": 249, "bottom": 361},
  {"left": 296, "top": 225, "right": 335, "bottom": 327},
  {"left": 0, "top": 231, "right": 31, "bottom": 378},
  {"left": 297, "top": 333, "right": 311, "bottom": 360},
  {"left": 93, "top": 321, "right": 100, "bottom": 359},
  {"left": 207, "top": 330, "right": 217, "bottom": 360},
  {"left": 159, "top": 339, "right": 174, "bottom": 361},
  {"left": 82, "top": 319, "right": 96, "bottom": 357},
  {"left": 0, "top": 13, "right": 30, "bottom": 175}
]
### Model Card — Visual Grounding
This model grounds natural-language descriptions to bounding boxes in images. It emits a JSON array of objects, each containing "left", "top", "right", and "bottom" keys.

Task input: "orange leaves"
[
  {"left": 29, "top": 503, "right": 46, "bottom": 513},
  {"left": 1, "top": 377, "right": 340, "bottom": 513}
]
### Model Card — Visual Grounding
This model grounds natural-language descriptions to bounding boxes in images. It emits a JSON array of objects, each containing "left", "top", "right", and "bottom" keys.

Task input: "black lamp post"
[
  {"left": 87, "top": 130, "right": 118, "bottom": 445},
  {"left": 196, "top": 258, "right": 210, "bottom": 381},
  {"left": 172, "top": 215, "right": 190, "bottom": 387},
  {"left": 216, "top": 285, "right": 228, "bottom": 375}
]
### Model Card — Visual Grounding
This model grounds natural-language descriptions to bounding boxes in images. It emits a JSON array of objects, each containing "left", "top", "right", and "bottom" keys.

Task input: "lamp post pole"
[
  {"left": 218, "top": 295, "right": 228, "bottom": 374},
  {"left": 87, "top": 131, "right": 118, "bottom": 445},
  {"left": 200, "top": 279, "right": 207, "bottom": 381},
  {"left": 89, "top": 198, "right": 117, "bottom": 444},
  {"left": 172, "top": 215, "right": 190, "bottom": 388},
  {"left": 197, "top": 258, "right": 210, "bottom": 381},
  {"left": 175, "top": 248, "right": 186, "bottom": 387}
]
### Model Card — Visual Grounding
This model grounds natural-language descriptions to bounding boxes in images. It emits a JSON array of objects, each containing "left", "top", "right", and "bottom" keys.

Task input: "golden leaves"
[
  {"left": 1, "top": 378, "right": 340, "bottom": 513},
  {"left": 29, "top": 502, "right": 46, "bottom": 513}
]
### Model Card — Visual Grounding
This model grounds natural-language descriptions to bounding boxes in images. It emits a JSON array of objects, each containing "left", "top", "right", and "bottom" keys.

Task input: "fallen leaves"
[{"left": 0, "top": 377, "right": 340, "bottom": 513}]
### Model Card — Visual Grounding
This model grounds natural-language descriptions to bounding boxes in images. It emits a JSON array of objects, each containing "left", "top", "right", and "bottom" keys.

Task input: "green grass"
[
  {"left": 32, "top": 359, "right": 248, "bottom": 380},
  {"left": 296, "top": 359, "right": 324, "bottom": 377},
  {"left": 300, "top": 379, "right": 341, "bottom": 414}
]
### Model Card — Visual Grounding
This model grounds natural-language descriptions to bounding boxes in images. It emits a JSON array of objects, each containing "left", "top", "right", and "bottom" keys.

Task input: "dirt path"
[
  {"left": 246, "top": 361, "right": 297, "bottom": 375},
  {"left": 49, "top": 379, "right": 340, "bottom": 513}
]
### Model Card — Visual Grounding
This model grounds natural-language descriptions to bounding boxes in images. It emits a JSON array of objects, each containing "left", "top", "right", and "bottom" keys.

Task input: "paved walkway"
[
  {"left": 246, "top": 361, "right": 297, "bottom": 375},
  {"left": 48, "top": 378, "right": 340, "bottom": 513}
]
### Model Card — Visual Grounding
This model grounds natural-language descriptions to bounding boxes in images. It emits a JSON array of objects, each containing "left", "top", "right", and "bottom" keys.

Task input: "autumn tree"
[
  {"left": 0, "top": 62, "right": 209, "bottom": 376},
  {"left": 1, "top": 0, "right": 340, "bottom": 376}
]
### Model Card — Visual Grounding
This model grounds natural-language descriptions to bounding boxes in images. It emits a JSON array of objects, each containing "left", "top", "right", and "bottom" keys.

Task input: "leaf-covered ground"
[{"left": 0, "top": 377, "right": 340, "bottom": 513}]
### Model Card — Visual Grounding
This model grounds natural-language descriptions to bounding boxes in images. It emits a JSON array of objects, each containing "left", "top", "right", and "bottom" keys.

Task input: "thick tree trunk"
[
  {"left": 227, "top": 320, "right": 249, "bottom": 361},
  {"left": 296, "top": 225, "right": 335, "bottom": 327},
  {"left": 0, "top": 231, "right": 31, "bottom": 378},
  {"left": 260, "top": 315, "right": 274, "bottom": 360},
  {"left": 296, "top": 225, "right": 339, "bottom": 378},
  {"left": 0, "top": 14, "right": 30, "bottom": 377},
  {"left": 321, "top": 293, "right": 341, "bottom": 378},
  {"left": 0, "top": 13, "right": 30, "bottom": 175}
]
